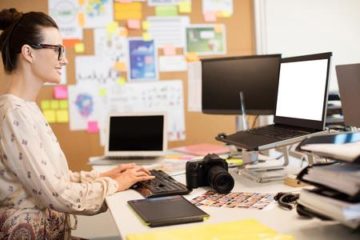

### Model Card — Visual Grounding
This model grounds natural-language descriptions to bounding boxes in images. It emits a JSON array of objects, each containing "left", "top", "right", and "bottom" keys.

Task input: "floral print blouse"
[{"left": 0, "top": 94, "right": 118, "bottom": 215}]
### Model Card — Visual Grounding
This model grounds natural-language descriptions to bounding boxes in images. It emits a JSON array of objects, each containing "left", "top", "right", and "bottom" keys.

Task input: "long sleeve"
[
  {"left": 0, "top": 102, "right": 118, "bottom": 215},
  {"left": 68, "top": 170, "right": 100, "bottom": 183}
]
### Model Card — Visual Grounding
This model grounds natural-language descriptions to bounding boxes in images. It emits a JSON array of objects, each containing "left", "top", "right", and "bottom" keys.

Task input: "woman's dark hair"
[{"left": 0, "top": 8, "right": 58, "bottom": 73}]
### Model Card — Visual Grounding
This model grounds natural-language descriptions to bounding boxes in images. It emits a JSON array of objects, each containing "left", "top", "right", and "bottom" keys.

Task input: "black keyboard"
[
  {"left": 131, "top": 169, "right": 190, "bottom": 198},
  {"left": 246, "top": 125, "right": 310, "bottom": 140}
]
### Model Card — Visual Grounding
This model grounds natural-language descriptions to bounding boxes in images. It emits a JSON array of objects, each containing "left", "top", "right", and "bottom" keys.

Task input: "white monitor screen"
[{"left": 275, "top": 59, "right": 328, "bottom": 121}]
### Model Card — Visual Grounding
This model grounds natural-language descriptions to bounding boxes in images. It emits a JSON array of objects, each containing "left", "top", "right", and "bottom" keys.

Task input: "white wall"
[{"left": 254, "top": 0, "right": 360, "bottom": 90}]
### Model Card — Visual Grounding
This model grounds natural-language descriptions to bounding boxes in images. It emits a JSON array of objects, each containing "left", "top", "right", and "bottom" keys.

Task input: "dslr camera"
[{"left": 186, "top": 154, "right": 234, "bottom": 194}]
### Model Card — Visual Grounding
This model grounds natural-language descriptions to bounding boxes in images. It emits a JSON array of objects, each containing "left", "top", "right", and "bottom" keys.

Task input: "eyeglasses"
[{"left": 30, "top": 43, "right": 65, "bottom": 61}]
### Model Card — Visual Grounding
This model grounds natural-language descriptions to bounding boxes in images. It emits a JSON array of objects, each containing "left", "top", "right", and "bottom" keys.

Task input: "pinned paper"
[
  {"left": 77, "top": 13, "right": 85, "bottom": 27},
  {"left": 142, "top": 21, "right": 150, "bottom": 30},
  {"left": 56, "top": 110, "right": 69, "bottom": 123},
  {"left": 186, "top": 52, "right": 200, "bottom": 62},
  {"left": 178, "top": 1, "right": 191, "bottom": 13},
  {"left": 127, "top": 19, "right": 141, "bottom": 29},
  {"left": 115, "top": 61, "right": 127, "bottom": 71},
  {"left": 163, "top": 45, "right": 176, "bottom": 56},
  {"left": 99, "top": 87, "right": 107, "bottom": 96},
  {"left": 50, "top": 100, "right": 59, "bottom": 109},
  {"left": 87, "top": 121, "right": 99, "bottom": 133},
  {"left": 214, "top": 24, "right": 223, "bottom": 33},
  {"left": 63, "top": 39, "right": 81, "bottom": 48},
  {"left": 142, "top": 32, "right": 152, "bottom": 41},
  {"left": 106, "top": 21, "right": 119, "bottom": 34},
  {"left": 119, "top": 27, "right": 128, "bottom": 37},
  {"left": 116, "top": 76, "right": 126, "bottom": 85},
  {"left": 54, "top": 86, "right": 68, "bottom": 99},
  {"left": 204, "top": 12, "right": 217, "bottom": 22},
  {"left": 155, "top": 5, "right": 178, "bottom": 16},
  {"left": 217, "top": 11, "right": 232, "bottom": 18},
  {"left": 43, "top": 110, "right": 56, "bottom": 123},
  {"left": 41, "top": 100, "right": 50, "bottom": 110},
  {"left": 78, "top": 0, "right": 84, "bottom": 5},
  {"left": 74, "top": 42, "right": 85, "bottom": 53},
  {"left": 114, "top": 2, "right": 142, "bottom": 20},
  {"left": 59, "top": 100, "right": 68, "bottom": 109}
]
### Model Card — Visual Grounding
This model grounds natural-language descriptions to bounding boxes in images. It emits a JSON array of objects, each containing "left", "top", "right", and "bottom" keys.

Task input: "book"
[
  {"left": 173, "top": 143, "right": 231, "bottom": 156},
  {"left": 128, "top": 195, "right": 209, "bottom": 227},
  {"left": 126, "top": 219, "right": 294, "bottom": 240}
]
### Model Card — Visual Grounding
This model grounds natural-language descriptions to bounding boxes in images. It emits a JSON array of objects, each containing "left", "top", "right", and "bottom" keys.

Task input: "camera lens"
[{"left": 207, "top": 166, "right": 234, "bottom": 194}]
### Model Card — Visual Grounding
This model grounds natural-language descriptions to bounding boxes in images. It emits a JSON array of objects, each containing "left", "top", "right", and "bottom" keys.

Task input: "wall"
[{"left": 0, "top": 0, "right": 256, "bottom": 171}]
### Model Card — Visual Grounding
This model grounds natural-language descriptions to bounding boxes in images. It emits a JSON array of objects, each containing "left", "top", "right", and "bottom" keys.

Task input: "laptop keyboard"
[
  {"left": 131, "top": 170, "right": 190, "bottom": 198},
  {"left": 246, "top": 125, "right": 310, "bottom": 140}
]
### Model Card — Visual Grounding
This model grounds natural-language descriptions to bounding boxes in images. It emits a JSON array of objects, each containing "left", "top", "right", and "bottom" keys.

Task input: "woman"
[{"left": 0, "top": 8, "right": 154, "bottom": 239}]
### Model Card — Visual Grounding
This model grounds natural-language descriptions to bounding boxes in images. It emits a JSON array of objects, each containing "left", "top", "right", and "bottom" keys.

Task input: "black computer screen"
[{"left": 201, "top": 54, "right": 281, "bottom": 115}]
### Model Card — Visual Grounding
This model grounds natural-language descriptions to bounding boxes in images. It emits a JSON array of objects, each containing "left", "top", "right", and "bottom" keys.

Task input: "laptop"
[
  {"left": 216, "top": 52, "right": 332, "bottom": 151},
  {"left": 104, "top": 112, "right": 167, "bottom": 159},
  {"left": 335, "top": 63, "right": 360, "bottom": 128}
]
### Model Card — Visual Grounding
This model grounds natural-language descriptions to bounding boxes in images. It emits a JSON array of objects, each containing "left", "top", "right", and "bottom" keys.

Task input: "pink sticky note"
[
  {"left": 87, "top": 121, "right": 99, "bottom": 133},
  {"left": 127, "top": 19, "right": 141, "bottom": 29},
  {"left": 204, "top": 11, "right": 217, "bottom": 22},
  {"left": 163, "top": 45, "right": 176, "bottom": 56},
  {"left": 54, "top": 86, "right": 68, "bottom": 99}
]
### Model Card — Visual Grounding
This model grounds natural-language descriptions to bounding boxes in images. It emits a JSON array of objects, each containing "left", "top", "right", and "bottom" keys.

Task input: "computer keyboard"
[
  {"left": 131, "top": 169, "right": 190, "bottom": 198},
  {"left": 246, "top": 125, "right": 309, "bottom": 140}
]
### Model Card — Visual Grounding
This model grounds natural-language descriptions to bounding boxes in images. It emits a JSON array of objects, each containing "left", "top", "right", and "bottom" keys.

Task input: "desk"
[{"left": 93, "top": 162, "right": 360, "bottom": 240}]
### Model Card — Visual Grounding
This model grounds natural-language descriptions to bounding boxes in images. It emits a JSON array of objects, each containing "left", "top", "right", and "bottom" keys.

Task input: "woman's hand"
[
  {"left": 99, "top": 163, "right": 139, "bottom": 178},
  {"left": 113, "top": 166, "right": 155, "bottom": 191}
]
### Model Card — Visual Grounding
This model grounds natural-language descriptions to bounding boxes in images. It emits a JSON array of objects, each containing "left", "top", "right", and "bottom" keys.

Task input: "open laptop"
[
  {"left": 335, "top": 63, "right": 360, "bottom": 128},
  {"left": 104, "top": 112, "right": 167, "bottom": 159},
  {"left": 216, "top": 52, "right": 332, "bottom": 150}
]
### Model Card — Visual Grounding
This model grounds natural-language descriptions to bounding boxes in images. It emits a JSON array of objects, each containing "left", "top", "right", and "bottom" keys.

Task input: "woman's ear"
[{"left": 21, "top": 44, "right": 34, "bottom": 63}]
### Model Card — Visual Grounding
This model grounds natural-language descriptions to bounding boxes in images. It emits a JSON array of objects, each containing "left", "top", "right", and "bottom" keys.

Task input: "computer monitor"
[{"left": 201, "top": 54, "right": 281, "bottom": 115}]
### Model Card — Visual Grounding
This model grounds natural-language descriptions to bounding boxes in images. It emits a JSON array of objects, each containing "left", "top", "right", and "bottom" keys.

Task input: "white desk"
[{"left": 99, "top": 168, "right": 359, "bottom": 240}]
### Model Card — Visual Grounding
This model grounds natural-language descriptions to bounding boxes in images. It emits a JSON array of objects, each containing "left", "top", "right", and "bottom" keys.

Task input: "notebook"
[
  {"left": 217, "top": 52, "right": 332, "bottom": 150},
  {"left": 335, "top": 63, "right": 360, "bottom": 128},
  {"left": 128, "top": 195, "right": 209, "bottom": 227},
  {"left": 104, "top": 112, "right": 167, "bottom": 159}
]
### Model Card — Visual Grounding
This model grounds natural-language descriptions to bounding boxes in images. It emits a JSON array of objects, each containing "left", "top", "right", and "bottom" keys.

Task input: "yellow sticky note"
[
  {"left": 99, "top": 87, "right": 107, "bottom": 96},
  {"left": 214, "top": 24, "right": 223, "bottom": 33},
  {"left": 74, "top": 42, "right": 85, "bottom": 53},
  {"left": 186, "top": 52, "right": 199, "bottom": 62},
  {"left": 217, "top": 10, "right": 232, "bottom": 18},
  {"left": 77, "top": 0, "right": 84, "bottom": 5},
  {"left": 115, "top": 61, "right": 127, "bottom": 71},
  {"left": 43, "top": 110, "right": 56, "bottom": 123},
  {"left": 78, "top": 13, "right": 85, "bottom": 27},
  {"left": 114, "top": 2, "right": 142, "bottom": 20},
  {"left": 142, "top": 32, "right": 152, "bottom": 41},
  {"left": 142, "top": 21, "right": 150, "bottom": 30},
  {"left": 119, "top": 27, "right": 128, "bottom": 37},
  {"left": 59, "top": 100, "right": 68, "bottom": 109},
  {"left": 56, "top": 110, "right": 69, "bottom": 123},
  {"left": 106, "top": 21, "right": 119, "bottom": 34},
  {"left": 41, "top": 100, "right": 50, "bottom": 110},
  {"left": 116, "top": 76, "right": 126, "bottom": 85},
  {"left": 178, "top": 1, "right": 191, "bottom": 13},
  {"left": 50, "top": 100, "right": 59, "bottom": 109}
]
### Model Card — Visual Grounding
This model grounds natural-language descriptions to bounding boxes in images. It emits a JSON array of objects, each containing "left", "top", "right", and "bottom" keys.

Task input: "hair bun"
[{"left": 0, "top": 8, "right": 23, "bottom": 31}]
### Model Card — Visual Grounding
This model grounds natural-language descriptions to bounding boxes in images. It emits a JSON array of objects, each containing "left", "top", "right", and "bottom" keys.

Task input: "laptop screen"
[
  {"left": 274, "top": 52, "right": 332, "bottom": 130},
  {"left": 105, "top": 113, "right": 167, "bottom": 157}
]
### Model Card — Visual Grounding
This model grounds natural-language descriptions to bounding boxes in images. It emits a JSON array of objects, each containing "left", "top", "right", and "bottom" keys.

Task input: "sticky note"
[
  {"left": 116, "top": 0, "right": 132, "bottom": 2},
  {"left": 99, "top": 87, "right": 107, "bottom": 96},
  {"left": 142, "top": 21, "right": 150, "bottom": 30},
  {"left": 74, "top": 42, "right": 85, "bottom": 53},
  {"left": 115, "top": 61, "right": 127, "bottom": 71},
  {"left": 41, "top": 100, "right": 50, "bottom": 110},
  {"left": 116, "top": 76, "right": 126, "bottom": 85},
  {"left": 50, "top": 100, "right": 59, "bottom": 109},
  {"left": 56, "top": 110, "right": 69, "bottom": 123},
  {"left": 77, "top": 0, "right": 84, "bottom": 5},
  {"left": 142, "top": 32, "right": 152, "bottom": 41},
  {"left": 59, "top": 100, "right": 68, "bottom": 109},
  {"left": 127, "top": 19, "right": 140, "bottom": 29},
  {"left": 63, "top": 39, "right": 81, "bottom": 48},
  {"left": 77, "top": 13, "right": 85, "bottom": 27},
  {"left": 178, "top": 1, "right": 191, "bottom": 13},
  {"left": 54, "top": 86, "right": 68, "bottom": 99},
  {"left": 106, "top": 21, "right": 119, "bottom": 34},
  {"left": 217, "top": 11, "right": 232, "bottom": 18},
  {"left": 87, "top": 121, "right": 99, "bottom": 133},
  {"left": 43, "top": 110, "right": 56, "bottom": 123},
  {"left": 163, "top": 45, "right": 176, "bottom": 56},
  {"left": 214, "top": 24, "right": 223, "bottom": 33},
  {"left": 114, "top": 2, "right": 142, "bottom": 20},
  {"left": 155, "top": 6, "right": 178, "bottom": 16},
  {"left": 186, "top": 52, "right": 200, "bottom": 62},
  {"left": 204, "top": 12, "right": 217, "bottom": 22}
]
